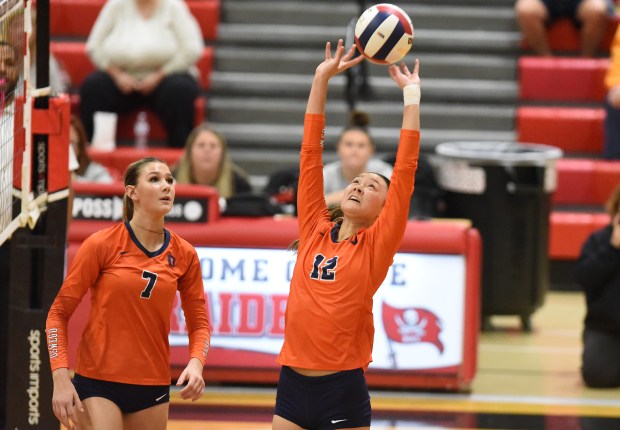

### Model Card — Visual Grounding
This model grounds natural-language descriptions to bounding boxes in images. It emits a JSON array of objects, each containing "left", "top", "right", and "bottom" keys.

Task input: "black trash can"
[{"left": 434, "top": 141, "right": 563, "bottom": 331}]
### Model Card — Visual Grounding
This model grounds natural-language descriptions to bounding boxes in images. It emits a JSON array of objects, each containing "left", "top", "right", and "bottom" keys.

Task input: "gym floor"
[{"left": 165, "top": 291, "right": 620, "bottom": 430}]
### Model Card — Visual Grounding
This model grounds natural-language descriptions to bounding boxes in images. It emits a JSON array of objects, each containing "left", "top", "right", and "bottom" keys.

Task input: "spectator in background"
[
  {"left": 173, "top": 123, "right": 252, "bottom": 199},
  {"left": 0, "top": 40, "right": 19, "bottom": 113},
  {"left": 604, "top": 25, "right": 620, "bottom": 159},
  {"left": 323, "top": 110, "right": 393, "bottom": 207},
  {"left": 515, "top": 0, "right": 612, "bottom": 57},
  {"left": 70, "top": 115, "right": 114, "bottom": 183},
  {"left": 575, "top": 183, "right": 620, "bottom": 388},
  {"left": 79, "top": 0, "right": 204, "bottom": 148}
]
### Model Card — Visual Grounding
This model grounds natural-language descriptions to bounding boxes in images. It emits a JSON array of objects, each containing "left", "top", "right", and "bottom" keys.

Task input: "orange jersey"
[
  {"left": 46, "top": 222, "right": 210, "bottom": 385},
  {"left": 606, "top": 25, "right": 620, "bottom": 89},
  {"left": 277, "top": 114, "right": 420, "bottom": 371}
]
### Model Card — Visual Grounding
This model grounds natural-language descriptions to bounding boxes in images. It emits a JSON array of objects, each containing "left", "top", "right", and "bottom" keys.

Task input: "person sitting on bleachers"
[
  {"left": 323, "top": 110, "right": 393, "bottom": 208},
  {"left": 515, "top": 0, "right": 613, "bottom": 57},
  {"left": 70, "top": 115, "right": 114, "bottom": 183},
  {"left": 79, "top": 0, "right": 204, "bottom": 148},
  {"left": 173, "top": 123, "right": 252, "bottom": 199},
  {"left": 605, "top": 24, "right": 620, "bottom": 159},
  {"left": 576, "top": 183, "right": 620, "bottom": 388}
]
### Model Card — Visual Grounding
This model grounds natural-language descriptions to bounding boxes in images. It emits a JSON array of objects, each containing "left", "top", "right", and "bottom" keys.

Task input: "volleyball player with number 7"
[
  {"left": 45, "top": 157, "right": 211, "bottom": 430},
  {"left": 272, "top": 40, "right": 421, "bottom": 429}
]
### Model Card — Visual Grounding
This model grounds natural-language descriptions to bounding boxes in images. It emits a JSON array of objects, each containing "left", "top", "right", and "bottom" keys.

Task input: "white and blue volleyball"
[{"left": 354, "top": 3, "right": 414, "bottom": 65}]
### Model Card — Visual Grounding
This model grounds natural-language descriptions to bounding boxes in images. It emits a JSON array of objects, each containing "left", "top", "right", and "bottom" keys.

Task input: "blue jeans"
[{"left": 604, "top": 100, "right": 620, "bottom": 159}]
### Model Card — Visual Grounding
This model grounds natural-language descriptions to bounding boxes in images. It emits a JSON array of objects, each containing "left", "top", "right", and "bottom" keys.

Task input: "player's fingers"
[
  {"left": 74, "top": 392, "right": 84, "bottom": 413},
  {"left": 325, "top": 41, "right": 331, "bottom": 59},
  {"left": 388, "top": 64, "right": 399, "bottom": 79},
  {"left": 67, "top": 405, "right": 79, "bottom": 429},
  {"left": 341, "top": 44, "right": 357, "bottom": 61},
  {"left": 333, "top": 40, "right": 345, "bottom": 62},
  {"left": 59, "top": 406, "right": 72, "bottom": 429},
  {"left": 186, "top": 379, "right": 204, "bottom": 401},
  {"left": 347, "top": 54, "right": 364, "bottom": 67},
  {"left": 412, "top": 58, "right": 420, "bottom": 76},
  {"left": 176, "top": 369, "right": 188, "bottom": 386}
]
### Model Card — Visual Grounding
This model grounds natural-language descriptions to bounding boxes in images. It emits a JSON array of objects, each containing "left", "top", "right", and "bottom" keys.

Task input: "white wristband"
[{"left": 403, "top": 83, "right": 421, "bottom": 106}]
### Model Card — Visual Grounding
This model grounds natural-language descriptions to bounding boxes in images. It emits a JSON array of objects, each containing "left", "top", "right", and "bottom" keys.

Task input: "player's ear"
[{"left": 125, "top": 185, "right": 136, "bottom": 199}]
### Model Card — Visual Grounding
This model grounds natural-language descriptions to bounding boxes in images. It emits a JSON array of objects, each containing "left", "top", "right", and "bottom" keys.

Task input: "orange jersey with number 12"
[{"left": 277, "top": 114, "right": 420, "bottom": 371}]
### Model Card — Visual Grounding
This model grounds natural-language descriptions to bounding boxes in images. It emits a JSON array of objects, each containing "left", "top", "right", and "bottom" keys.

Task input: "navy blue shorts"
[
  {"left": 73, "top": 374, "right": 170, "bottom": 414},
  {"left": 542, "top": 0, "right": 614, "bottom": 26},
  {"left": 274, "top": 366, "right": 371, "bottom": 429},
  {"left": 542, "top": 0, "right": 582, "bottom": 20}
]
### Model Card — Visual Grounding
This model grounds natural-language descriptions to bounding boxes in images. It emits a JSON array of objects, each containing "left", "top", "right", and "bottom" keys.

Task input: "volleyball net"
[{"left": 0, "top": 0, "right": 38, "bottom": 246}]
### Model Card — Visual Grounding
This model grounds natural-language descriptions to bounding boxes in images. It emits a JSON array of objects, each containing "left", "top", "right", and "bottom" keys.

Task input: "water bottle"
[{"left": 134, "top": 111, "right": 150, "bottom": 150}]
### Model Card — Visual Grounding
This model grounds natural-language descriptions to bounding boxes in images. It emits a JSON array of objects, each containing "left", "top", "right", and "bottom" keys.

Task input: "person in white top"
[
  {"left": 79, "top": 0, "right": 204, "bottom": 148},
  {"left": 323, "top": 110, "right": 394, "bottom": 208},
  {"left": 70, "top": 115, "right": 114, "bottom": 184}
]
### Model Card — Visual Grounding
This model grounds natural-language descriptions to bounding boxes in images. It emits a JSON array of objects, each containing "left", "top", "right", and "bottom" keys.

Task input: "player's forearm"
[{"left": 306, "top": 75, "right": 329, "bottom": 115}]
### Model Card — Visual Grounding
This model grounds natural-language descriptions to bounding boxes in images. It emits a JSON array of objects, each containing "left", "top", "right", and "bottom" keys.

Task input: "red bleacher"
[
  {"left": 549, "top": 212, "right": 610, "bottom": 260},
  {"left": 547, "top": 159, "right": 613, "bottom": 261},
  {"left": 50, "top": 0, "right": 220, "bottom": 41},
  {"left": 521, "top": 16, "right": 619, "bottom": 54},
  {"left": 519, "top": 57, "right": 609, "bottom": 102},
  {"left": 88, "top": 147, "right": 184, "bottom": 179},
  {"left": 554, "top": 159, "right": 620, "bottom": 205},
  {"left": 517, "top": 15, "right": 619, "bottom": 264},
  {"left": 516, "top": 106, "right": 605, "bottom": 154}
]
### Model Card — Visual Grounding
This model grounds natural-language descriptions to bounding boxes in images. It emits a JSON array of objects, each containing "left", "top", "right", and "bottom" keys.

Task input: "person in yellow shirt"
[{"left": 605, "top": 25, "right": 620, "bottom": 159}]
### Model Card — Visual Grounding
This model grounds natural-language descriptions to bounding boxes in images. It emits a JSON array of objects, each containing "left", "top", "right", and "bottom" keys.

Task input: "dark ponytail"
[
  {"left": 288, "top": 205, "right": 344, "bottom": 252},
  {"left": 337, "top": 109, "right": 374, "bottom": 149}
]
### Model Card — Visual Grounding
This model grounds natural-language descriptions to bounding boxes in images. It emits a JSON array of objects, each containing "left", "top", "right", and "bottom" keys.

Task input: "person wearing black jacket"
[{"left": 575, "top": 183, "right": 620, "bottom": 388}]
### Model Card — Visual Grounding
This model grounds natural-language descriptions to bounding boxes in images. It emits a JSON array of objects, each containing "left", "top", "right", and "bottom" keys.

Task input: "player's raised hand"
[
  {"left": 388, "top": 58, "right": 420, "bottom": 89},
  {"left": 315, "top": 39, "right": 364, "bottom": 80}
]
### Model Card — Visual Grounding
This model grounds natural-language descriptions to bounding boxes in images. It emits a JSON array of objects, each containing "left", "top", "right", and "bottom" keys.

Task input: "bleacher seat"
[
  {"left": 519, "top": 57, "right": 609, "bottom": 102},
  {"left": 521, "top": 15, "right": 619, "bottom": 54},
  {"left": 88, "top": 147, "right": 184, "bottom": 179},
  {"left": 549, "top": 212, "right": 610, "bottom": 260},
  {"left": 517, "top": 106, "right": 605, "bottom": 154},
  {"left": 554, "top": 159, "right": 620, "bottom": 206},
  {"left": 50, "top": 0, "right": 220, "bottom": 41}
]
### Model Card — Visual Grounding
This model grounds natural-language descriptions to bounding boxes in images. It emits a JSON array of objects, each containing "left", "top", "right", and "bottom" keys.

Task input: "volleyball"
[{"left": 354, "top": 3, "right": 414, "bottom": 65}]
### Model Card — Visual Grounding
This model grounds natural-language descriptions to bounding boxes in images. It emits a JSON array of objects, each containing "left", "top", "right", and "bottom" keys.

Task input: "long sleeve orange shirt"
[{"left": 277, "top": 114, "right": 420, "bottom": 371}]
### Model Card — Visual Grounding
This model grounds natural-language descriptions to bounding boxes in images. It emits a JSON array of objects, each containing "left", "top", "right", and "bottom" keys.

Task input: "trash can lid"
[{"left": 435, "top": 141, "right": 563, "bottom": 166}]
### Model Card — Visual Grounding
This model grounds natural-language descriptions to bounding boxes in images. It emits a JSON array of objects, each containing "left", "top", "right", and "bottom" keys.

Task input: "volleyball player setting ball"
[{"left": 272, "top": 5, "right": 421, "bottom": 429}]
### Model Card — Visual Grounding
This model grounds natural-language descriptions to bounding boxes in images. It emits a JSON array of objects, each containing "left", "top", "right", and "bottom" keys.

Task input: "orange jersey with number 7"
[
  {"left": 277, "top": 114, "right": 420, "bottom": 371},
  {"left": 46, "top": 222, "right": 210, "bottom": 385}
]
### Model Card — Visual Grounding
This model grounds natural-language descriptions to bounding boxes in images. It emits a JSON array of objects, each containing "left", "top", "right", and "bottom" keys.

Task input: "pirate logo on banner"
[{"left": 382, "top": 302, "right": 443, "bottom": 369}]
